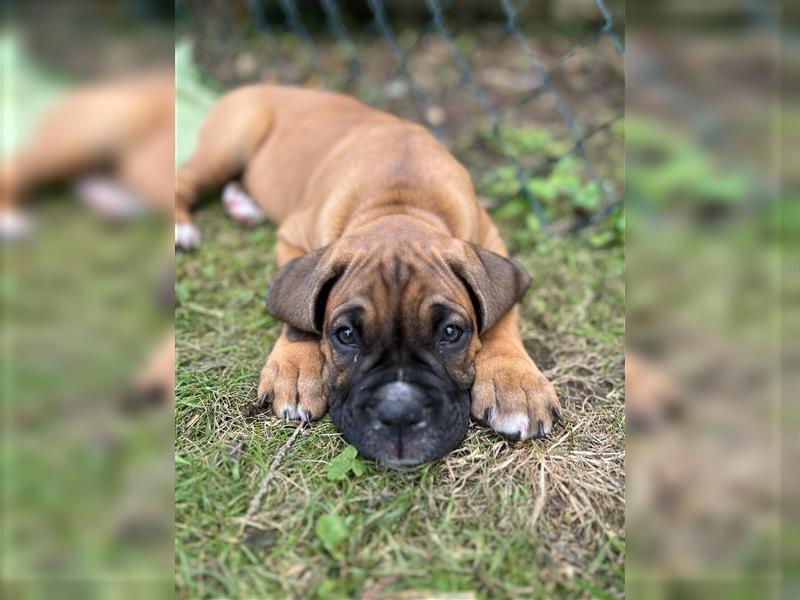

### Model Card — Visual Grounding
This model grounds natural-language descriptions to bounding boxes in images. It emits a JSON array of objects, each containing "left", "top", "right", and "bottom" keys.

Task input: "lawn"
[{"left": 174, "top": 202, "right": 625, "bottom": 599}]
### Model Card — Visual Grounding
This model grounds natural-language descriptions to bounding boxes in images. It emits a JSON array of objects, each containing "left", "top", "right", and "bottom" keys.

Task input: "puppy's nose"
[{"left": 374, "top": 382, "right": 424, "bottom": 429}]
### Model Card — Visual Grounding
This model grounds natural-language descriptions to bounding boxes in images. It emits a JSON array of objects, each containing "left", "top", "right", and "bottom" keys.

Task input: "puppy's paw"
[
  {"left": 76, "top": 177, "right": 143, "bottom": 219},
  {"left": 0, "top": 210, "right": 34, "bottom": 242},
  {"left": 257, "top": 340, "right": 327, "bottom": 422},
  {"left": 175, "top": 221, "right": 201, "bottom": 251},
  {"left": 472, "top": 348, "right": 562, "bottom": 441},
  {"left": 222, "top": 182, "right": 265, "bottom": 227}
]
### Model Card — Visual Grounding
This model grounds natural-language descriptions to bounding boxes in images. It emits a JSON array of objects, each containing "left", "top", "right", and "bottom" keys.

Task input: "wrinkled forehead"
[{"left": 326, "top": 252, "right": 472, "bottom": 331}]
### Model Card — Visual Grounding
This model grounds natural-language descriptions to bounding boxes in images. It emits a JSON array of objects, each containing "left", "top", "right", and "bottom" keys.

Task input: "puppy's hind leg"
[{"left": 176, "top": 87, "right": 275, "bottom": 250}]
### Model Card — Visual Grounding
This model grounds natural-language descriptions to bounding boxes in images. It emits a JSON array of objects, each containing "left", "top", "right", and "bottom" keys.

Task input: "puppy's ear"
[
  {"left": 266, "top": 247, "right": 343, "bottom": 334},
  {"left": 451, "top": 243, "right": 531, "bottom": 334}
]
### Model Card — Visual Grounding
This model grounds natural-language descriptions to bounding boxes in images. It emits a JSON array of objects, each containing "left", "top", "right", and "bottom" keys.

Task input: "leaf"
[
  {"left": 326, "top": 454, "right": 351, "bottom": 481},
  {"left": 527, "top": 178, "right": 558, "bottom": 203},
  {"left": 327, "top": 445, "right": 361, "bottom": 481},
  {"left": 575, "top": 182, "right": 602, "bottom": 210},
  {"left": 315, "top": 513, "right": 349, "bottom": 557}
]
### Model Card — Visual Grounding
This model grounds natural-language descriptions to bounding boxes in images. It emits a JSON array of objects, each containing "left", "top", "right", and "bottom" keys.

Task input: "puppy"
[{"left": 177, "top": 85, "right": 561, "bottom": 466}]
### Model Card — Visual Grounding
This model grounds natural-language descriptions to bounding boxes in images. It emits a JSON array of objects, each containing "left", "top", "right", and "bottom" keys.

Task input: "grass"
[
  {"left": 175, "top": 203, "right": 625, "bottom": 599},
  {"left": 2, "top": 202, "right": 173, "bottom": 599}
]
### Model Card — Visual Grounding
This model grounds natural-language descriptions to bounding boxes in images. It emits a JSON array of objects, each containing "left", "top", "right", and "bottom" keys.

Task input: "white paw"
[
  {"left": 0, "top": 210, "right": 34, "bottom": 241},
  {"left": 489, "top": 412, "right": 552, "bottom": 440},
  {"left": 471, "top": 354, "right": 562, "bottom": 441},
  {"left": 175, "top": 221, "right": 201, "bottom": 250},
  {"left": 76, "top": 177, "right": 143, "bottom": 219},
  {"left": 222, "top": 182, "right": 265, "bottom": 227},
  {"left": 490, "top": 412, "right": 531, "bottom": 438}
]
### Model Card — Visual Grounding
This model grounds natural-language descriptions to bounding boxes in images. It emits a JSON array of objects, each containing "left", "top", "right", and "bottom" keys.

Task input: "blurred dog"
[
  {"left": 177, "top": 85, "right": 562, "bottom": 466},
  {"left": 0, "top": 71, "right": 175, "bottom": 404},
  {"left": 0, "top": 71, "right": 174, "bottom": 236}
]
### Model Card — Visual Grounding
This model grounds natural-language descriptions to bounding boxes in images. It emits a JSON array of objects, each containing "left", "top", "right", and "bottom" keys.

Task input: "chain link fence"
[{"left": 176, "top": 0, "right": 624, "bottom": 237}]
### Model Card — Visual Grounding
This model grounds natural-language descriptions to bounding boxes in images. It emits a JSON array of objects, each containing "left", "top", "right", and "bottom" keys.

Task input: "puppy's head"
[{"left": 267, "top": 220, "right": 530, "bottom": 466}]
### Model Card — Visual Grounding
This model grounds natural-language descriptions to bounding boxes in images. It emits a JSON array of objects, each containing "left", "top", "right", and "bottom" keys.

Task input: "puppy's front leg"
[
  {"left": 258, "top": 234, "right": 328, "bottom": 421},
  {"left": 471, "top": 306, "right": 562, "bottom": 440},
  {"left": 257, "top": 325, "right": 327, "bottom": 422}
]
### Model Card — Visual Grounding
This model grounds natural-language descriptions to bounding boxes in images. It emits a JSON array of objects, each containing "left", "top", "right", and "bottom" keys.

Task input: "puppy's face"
[
  {"left": 267, "top": 220, "right": 530, "bottom": 466},
  {"left": 320, "top": 259, "right": 479, "bottom": 466}
]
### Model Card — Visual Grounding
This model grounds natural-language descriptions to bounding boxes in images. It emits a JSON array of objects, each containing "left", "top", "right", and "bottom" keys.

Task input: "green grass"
[
  {"left": 2, "top": 202, "right": 173, "bottom": 599},
  {"left": 175, "top": 204, "right": 625, "bottom": 599}
]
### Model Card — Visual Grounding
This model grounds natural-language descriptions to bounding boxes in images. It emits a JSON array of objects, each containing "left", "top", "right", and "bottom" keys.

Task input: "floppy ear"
[
  {"left": 451, "top": 243, "right": 532, "bottom": 334},
  {"left": 266, "top": 247, "right": 343, "bottom": 334}
]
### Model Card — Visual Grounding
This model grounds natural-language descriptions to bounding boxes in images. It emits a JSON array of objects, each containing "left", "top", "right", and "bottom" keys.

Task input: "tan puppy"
[{"left": 178, "top": 85, "right": 561, "bottom": 465}]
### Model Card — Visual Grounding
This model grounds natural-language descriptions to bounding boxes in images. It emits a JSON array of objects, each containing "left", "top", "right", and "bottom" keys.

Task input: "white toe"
[
  {"left": 281, "top": 404, "right": 300, "bottom": 420},
  {"left": 175, "top": 222, "right": 201, "bottom": 250},
  {"left": 0, "top": 210, "right": 34, "bottom": 241},
  {"left": 222, "top": 182, "right": 265, "bottom": 226},
  {"left": 491, "top": 412, "right": 530, "bottom": 439}
]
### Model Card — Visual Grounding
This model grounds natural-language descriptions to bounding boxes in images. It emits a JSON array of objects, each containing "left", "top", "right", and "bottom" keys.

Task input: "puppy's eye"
[
  {"left": 335, "top": 326, "right": 357, "bottom": 346},
  {"left": 441, "top": 324, "right": 463, "bottom": 344}
]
